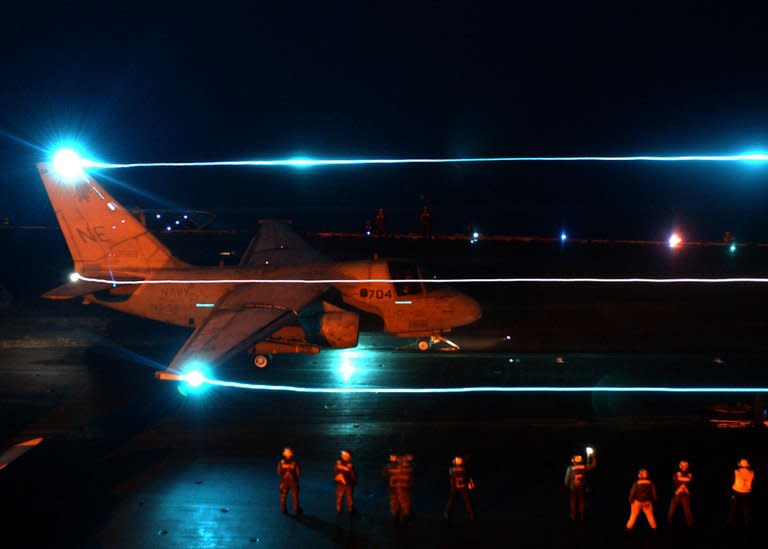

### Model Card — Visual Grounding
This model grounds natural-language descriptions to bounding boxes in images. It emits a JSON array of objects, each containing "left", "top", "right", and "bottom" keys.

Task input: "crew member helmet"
[
  {"left": 738, "top": 458, "right": 750, "bottom": 468},
  {"left": 453, "top": 456, "right": 463, "bottom": 466},
  {"left": 638, "top": 468, "right": 649, "bottom": 479},
  {"left": 340, "top": 449, "right": 351, "bottom": 461},
  {"left": 572, "top": 455, "right": 583, "bottom": 464},
  {"left": 678, "top": 460, "right": 689, "bottom": 471},
  {"left": 282, "top": 447, "right": 293, "bottom": 459}
]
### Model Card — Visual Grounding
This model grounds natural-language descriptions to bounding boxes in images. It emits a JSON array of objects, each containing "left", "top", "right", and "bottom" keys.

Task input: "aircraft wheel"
[
  {"left": 253, "top": 354, "right": 269, "bottom": 368},
  {"left": 417, "top": 339, "right": 430, "bottom": 352}
]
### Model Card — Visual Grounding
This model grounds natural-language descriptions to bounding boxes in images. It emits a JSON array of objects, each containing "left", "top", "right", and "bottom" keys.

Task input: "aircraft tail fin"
[
  {"left": 38, "top": 163, "right": 188, "bottom": 276},
  {"left": 240, "top": 220, "right": 325, "bottom": 266}
]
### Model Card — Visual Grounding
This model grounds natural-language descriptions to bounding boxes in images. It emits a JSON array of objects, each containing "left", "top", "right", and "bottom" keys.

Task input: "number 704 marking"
[{"left": 359, "top": 288, "right": 392, "bottom": 299}]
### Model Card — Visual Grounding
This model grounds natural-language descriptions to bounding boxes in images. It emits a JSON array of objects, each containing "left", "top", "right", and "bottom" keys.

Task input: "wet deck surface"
[{"left": 1, "top": 310, "right": 767, "bottom": 548}]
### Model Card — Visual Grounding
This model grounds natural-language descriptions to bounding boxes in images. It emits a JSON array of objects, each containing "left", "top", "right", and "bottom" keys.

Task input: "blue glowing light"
[
  {"left": 560, "top": 231, "right": 567, "bottom": 242},
  {"left": 668, "top": 232, "right": 683, "bottom": 249},
  {"left": 337, "top": 350, "right": 358, "bottom": 383},
  {"left": 186, "top": 370, "right": 205, "bottom": 388},
  {"left": 77, "top": 152, "right": 768, "bottom": 170},
  {"left": 156, "top": 213, "right": 161, "bottom": 219},
  {"left": 288, "top": 156, "right": 315, "bottom": 168},
  {"left": 729, "top": 242, "right": 737, "bottom": 254},
  {"left": 177, "top": 362, "right": 213, "bottom": 396},
  {"left": 51, "top": 148, "right": 86, "bottom": 182}
]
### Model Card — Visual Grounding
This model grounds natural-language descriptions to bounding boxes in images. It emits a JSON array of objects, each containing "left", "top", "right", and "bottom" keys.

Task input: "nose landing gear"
[
  {"left": 253, "top": 354, "right": 270, "bottom": 368},
  {"left": 417, "top": 334, "right": 460, "bottom": 352}
]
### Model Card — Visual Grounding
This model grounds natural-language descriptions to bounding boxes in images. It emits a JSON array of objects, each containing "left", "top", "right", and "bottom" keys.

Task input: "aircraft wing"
[{"left": 168, "top": 271, "right": 329, "bottom": 372}]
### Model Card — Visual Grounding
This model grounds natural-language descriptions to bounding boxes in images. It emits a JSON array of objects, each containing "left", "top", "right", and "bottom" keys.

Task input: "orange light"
[
  {"left": 155, "top": 371, "right": 184, "bottom": 381},
  {"left": 18, "top": 437, "right": 43, "bottom": 447}
]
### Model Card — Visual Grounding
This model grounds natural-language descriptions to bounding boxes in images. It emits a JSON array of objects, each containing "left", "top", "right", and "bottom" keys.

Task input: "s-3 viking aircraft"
[{"left": 37, "top": 162, "right": 481, "bottom": 376}]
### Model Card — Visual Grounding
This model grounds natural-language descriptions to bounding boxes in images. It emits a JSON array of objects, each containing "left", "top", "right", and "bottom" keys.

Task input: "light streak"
[
  {"left": 76, "top": 274, "right": 768, "bottom": 286},
  {"left": 78, "top": 153, "right": 768, "bottom": 170},
  {"left": 0, "top": 128, "right": 46, "bottom": 153},
  {"left": 172, "top": 375, "right": 768, "bottom": 394}
]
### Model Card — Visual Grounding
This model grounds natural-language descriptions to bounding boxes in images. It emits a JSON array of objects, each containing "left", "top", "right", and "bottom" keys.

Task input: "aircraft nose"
[{"left": 459, "top": 294, "right": 482, "bottom": 326}]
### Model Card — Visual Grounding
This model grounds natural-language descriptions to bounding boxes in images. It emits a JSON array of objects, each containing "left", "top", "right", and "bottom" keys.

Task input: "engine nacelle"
[{"left": 301, "top": 310, "right": 359, "bottom": 349}]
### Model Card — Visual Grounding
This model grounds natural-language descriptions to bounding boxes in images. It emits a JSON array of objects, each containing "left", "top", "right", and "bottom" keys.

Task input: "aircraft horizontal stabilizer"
[{"left": 41, "top": 280, "right": 113, "bottom": 300}]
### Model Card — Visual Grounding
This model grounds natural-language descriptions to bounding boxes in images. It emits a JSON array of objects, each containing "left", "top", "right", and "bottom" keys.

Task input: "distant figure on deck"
[
  {"left": 374, "top": 208, "right": 386, "bottom": 236},
  {"left": 419, "top": 206, "right": 432, "bottom": 239},
  {"left": 277, "top": 447, "right": 302, "bottom": 515},
  {"left": 444, "top": 455, "right": 475, "bottom": 521},
  {"left": 625, "top": 468, "right": 657, "bottom": 531},
  {"left": 728, "top": 458, "right": 754, "bottom": 527},
  {"left": 334, "top": 449, "right": 357, "bottom": 516}
]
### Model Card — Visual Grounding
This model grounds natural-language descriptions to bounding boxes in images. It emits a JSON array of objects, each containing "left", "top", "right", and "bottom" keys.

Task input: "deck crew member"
[{"left": 626, "top": 469, "right": 657, "bottom": 530}]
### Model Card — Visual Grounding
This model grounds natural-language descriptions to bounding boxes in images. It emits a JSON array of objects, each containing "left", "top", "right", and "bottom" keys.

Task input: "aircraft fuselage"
[{"left": 86, "top": 259, "right": 481, "bottom": 337}]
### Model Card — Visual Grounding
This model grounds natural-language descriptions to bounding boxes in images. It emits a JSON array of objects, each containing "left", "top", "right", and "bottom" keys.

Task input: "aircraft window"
[
  {"left": 388, "top": 260, "right": 423, "bottom": 296},
  {"left": 420, "top": 266, "right": 437, "bottom": 293}
]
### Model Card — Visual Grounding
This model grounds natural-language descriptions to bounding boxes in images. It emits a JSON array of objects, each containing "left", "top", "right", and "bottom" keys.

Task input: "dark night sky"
[{"left": 2, "top": 3, "right": 768, "bottom": 238}]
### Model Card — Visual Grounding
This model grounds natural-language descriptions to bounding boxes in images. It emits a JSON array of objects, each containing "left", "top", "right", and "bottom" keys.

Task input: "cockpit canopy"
[{"left": 387, "top": 260, "right": 425, "bottom": 296}]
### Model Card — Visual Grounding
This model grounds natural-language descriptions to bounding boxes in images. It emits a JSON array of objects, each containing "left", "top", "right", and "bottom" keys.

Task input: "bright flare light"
[
  {"left": 185, "top": 370, "right": 205, "bottom": 388},
  {"left": 337, "top": 350, "right": 358, "bottom": 383},
  {"left": 177, "top": 362, "right": 213, "bottom": 396},
  {"left": 51, "top": 148, "right": 86, "bottom": 182},
  {"left": 69, "top": 272, "right": 80, "bottom": 282},
  {"left": 668, "top": 232, "right": 683, "bottom": 249}
]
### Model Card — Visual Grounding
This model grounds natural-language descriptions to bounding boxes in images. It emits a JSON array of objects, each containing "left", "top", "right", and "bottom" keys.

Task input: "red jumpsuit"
[
  {"left": 384, "top": 457, "right": 414, "bottom": 522},
  {"left": 444, "top": 464, "right": 474, "bottom": 520},
  {"left": 334, "top": 458, "right": 357, "bottom": 514},
  {"left": 277, "top": 458, "right": 301, "bottom": 514},
  {"left": 667, "top": 469, "right": 693, "bottom": 526},
  {"left": 564, "top": 463, "right": 587, "bottom": 520}
]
